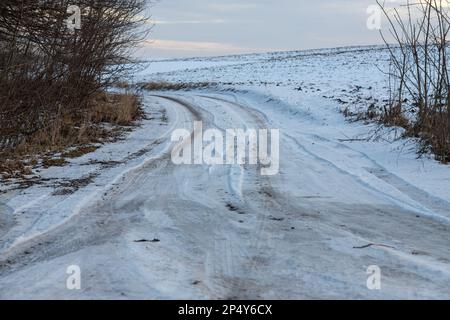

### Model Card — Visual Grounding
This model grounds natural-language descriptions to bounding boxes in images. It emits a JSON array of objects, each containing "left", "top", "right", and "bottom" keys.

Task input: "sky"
[{"left": 137, "top": 0, "right": 386, "bottom": 59}]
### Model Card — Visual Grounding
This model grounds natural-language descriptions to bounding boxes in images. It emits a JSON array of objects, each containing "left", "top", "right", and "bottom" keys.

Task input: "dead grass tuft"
[
  {"left": 42, "top": 157, "right": 68, "bottom": 168},
  {"left": 63, "top": 145, "right": 99, "bottom": 159},
  {"left": 89, "top": 92, "right": 142, "bottom": 126},
  {"left": 380, "top": 103, "right": 410, "bottom": 128},
  {"left": 0, "top": 92, "right": 142, "bottom": 177},
  {"left": 140, "top": 81, "right": 216, "bottom": 91}
]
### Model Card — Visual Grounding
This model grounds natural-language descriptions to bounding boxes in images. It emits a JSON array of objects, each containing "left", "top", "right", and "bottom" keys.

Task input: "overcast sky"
[{"left": 137, "top": 0, "right": 385, "bottom": 58}]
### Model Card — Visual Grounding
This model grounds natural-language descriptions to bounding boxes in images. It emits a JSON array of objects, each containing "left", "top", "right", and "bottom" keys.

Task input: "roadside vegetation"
[
  {"left": 0, "top": 0, "right": 149, "bottom": 178},
  {"left": 376, "top": 0, "right": 450, "bottom": 163},
  {"left": 140, "top": 81, "right": 217, "bottom": 91}
]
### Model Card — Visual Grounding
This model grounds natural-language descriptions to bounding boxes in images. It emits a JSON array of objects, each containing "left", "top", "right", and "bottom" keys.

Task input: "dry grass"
[
  {"left": 379, "top": 105, "right": 449, "bottom": 163},
  {"left": 0, "top": 159, "right": 33, "bottom": 179},
  {"left": 380, "top": 103, "right": 410, "bottom": 129},
  {"left": 140, "top": 81, "right": 216, "bottom": 91},
  {"left": 89, "top": 92, "right": 142, "bottom": 126},
  {"left": 416, "top": 111, "right": 450, "bottom": 163},
  {"left": 112, "top": 81, "right": 132, "bottom": 90},
  {"left": 63, "top": 145, "right": 100, "bottom": 159},
  {"left": 0, "top": 92, "right": 142, "bottom": 178},
  {"left": 42, "top": 157, "right": 68, "bottom": 168},
  {"left": 343, "top": 102, "right": 450, "bottom": 163},
  {"left": 341, "top": 104, "right": 381, "bottom": 123}
]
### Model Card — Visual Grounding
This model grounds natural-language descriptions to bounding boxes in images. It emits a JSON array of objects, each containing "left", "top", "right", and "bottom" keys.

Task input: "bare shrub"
[
  {"left": 378, "top": 0, "right": 450, "bottom": 162},
  {"left": 0, "top": 0, "right": 149, "bottom": 149}
]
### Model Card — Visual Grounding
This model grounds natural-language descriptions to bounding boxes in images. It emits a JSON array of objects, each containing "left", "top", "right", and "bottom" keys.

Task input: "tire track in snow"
[
  {"left": 0, "top": 94, "right": 202, "bottom": 276},
  {"left": 192, "top": 94, "right": 288, "bottom": 298},
  {"left": 286, "top": 132, "right": 450, "bottom": 224},
  {"left": 2, "top": 91, "right": 450, "bottom": 299}
]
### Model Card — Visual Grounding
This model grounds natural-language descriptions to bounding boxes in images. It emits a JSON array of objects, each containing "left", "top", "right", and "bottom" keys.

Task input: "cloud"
[
  {"left": 137, "top": 39, "right": 270, "bottom": 57},
  {"left": 143, "top": 39, "right": 256, "bottom": 52},
  {"left": 150, "top": 18, "right": 226, "bottom": 25},
  {"left": 208, "top": 3, "right": 258, "bottom": 12},
  {"left": 140, "top": 0, "right": 394, "bottom": 58}
]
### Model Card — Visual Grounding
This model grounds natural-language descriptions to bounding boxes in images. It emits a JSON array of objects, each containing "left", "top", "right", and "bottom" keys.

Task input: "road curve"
[{"left": 1, "top": 91, "right": 450, "bottom": 299}]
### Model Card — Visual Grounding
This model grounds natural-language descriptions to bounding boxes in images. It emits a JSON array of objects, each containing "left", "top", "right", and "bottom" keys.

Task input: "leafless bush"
[
  {"left": 378, "top": 0, "right": 450, "bottom": 162},
  {"left": 0, "top": 0, "right": 149, "bottom": 149}
]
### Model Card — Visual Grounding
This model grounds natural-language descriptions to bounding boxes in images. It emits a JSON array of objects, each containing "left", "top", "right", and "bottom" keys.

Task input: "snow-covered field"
[{"left": 1, "top": 46, "right": 450, "bottom": 299}]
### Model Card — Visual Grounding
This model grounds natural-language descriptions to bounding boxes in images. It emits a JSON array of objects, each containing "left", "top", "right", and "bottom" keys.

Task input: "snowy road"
[{"left": 1, "top": 91, "right": 450, "bottom": 299}]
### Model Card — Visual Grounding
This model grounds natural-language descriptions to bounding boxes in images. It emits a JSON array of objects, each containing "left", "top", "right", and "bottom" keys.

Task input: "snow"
[
  {"left": 135, "top": 46, "right": 450, "bottom": 214},
  {"left": 1, "top": 46, "right": 450, "bottom": 299}
]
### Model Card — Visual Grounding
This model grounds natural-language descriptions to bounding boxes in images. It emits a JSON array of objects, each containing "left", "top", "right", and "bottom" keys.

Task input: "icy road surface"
[{"left": 1, "top": 89, "right": 450, "bottom": 299}]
